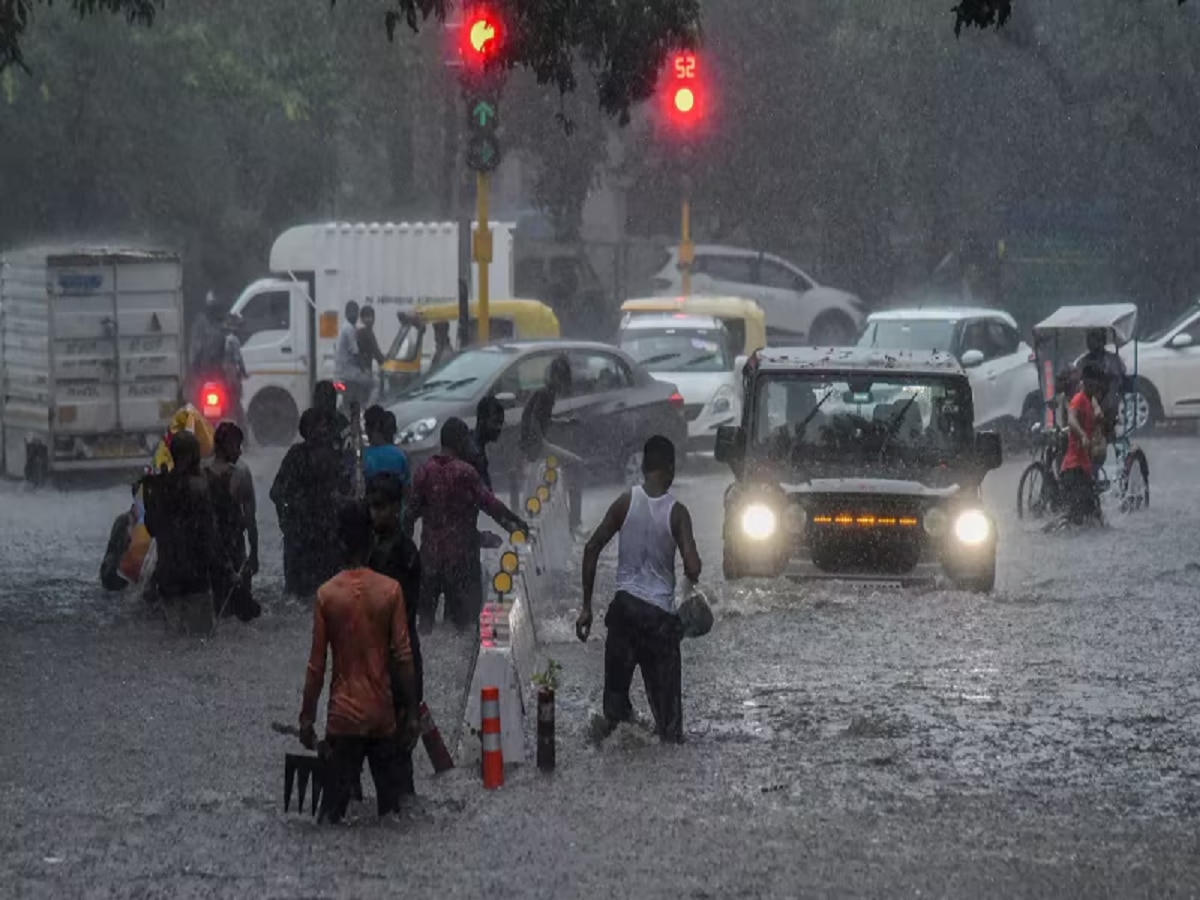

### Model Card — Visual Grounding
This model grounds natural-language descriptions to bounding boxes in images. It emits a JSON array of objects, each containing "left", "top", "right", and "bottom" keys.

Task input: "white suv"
[
  {"left": 857, "top": 307, "right": 1042, "bottom": 433},
  {"left": 1121, "top": 301, "right": 1200, "bottom": 429},
  {"left": 651, "top": 245, "right": 864, "bottom": 345}
]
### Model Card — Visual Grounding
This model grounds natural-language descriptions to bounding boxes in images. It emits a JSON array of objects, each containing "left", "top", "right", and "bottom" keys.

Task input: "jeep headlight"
[
  {"left": 953, "top": 510, "right": 991, "bottom": 545},
  {"left": 741, "top": 503, "right": 778, "bottom": 541}
]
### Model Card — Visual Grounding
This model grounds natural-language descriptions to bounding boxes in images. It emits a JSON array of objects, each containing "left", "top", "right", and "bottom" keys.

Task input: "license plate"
[{"left": 94, "top": 442, "right": 138, "bottom": 459}]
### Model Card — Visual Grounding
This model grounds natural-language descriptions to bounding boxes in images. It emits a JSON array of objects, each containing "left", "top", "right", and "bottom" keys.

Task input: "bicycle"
[
  {"left": 1017, "top": 423, "right": 1149, "bottom": 523},
  {"left": 1016, "top": 424, "right": 1066, "bottom": 520}
]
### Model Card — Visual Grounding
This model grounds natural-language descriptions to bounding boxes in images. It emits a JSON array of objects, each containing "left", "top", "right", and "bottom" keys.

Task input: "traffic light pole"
[
  {"left": 680, "top": 173, "right": 694, "bottom": 298},
  {"left": 474, "top": 171, "right": 492, "bottom": 344}
]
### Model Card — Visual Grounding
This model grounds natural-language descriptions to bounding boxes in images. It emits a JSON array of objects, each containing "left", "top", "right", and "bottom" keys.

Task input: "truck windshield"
[
  {"left": 395, "top": 348, "right": 511, "bottom": 401},
  {"left": 619, "top": 329, "right": 732, "bottom": 372},
  {"left": 859, "top": 319, "right": 957, "bottom": 353},
  {"left": 751, "top": 373, "right": 973, "bottom": 467}
]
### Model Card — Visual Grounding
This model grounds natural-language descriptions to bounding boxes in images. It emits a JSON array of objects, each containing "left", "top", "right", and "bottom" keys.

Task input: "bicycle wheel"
[
  {"left": 1119, "top": 448, "right": 1150, "bottom": 513},
  {"left": 1017, "top": 461, "right": 1054, "bottom": 520}
]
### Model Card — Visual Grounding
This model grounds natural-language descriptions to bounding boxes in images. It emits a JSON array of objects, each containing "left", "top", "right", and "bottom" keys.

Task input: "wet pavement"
[{"left": 2, "top": 437, "right": 1199, "bottom": 898}]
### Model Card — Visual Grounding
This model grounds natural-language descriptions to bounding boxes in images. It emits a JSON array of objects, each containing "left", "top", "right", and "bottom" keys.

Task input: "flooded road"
[{"left": 2, "top": 437, "right": 1199, "bottom": 898}]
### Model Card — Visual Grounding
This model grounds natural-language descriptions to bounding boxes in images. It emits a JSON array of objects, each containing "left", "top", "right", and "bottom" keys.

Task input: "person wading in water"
[
  {"left": 144, "top": 431, "right": 239, "bottom": 634},
  {"left": 205, "top": 422, "right": 260, "bottom": 621},
  {"left": 576, "top": 435, "right": 701, "bottom": 744},
  {"left": 298, "top": 502, "right": 420, "bottom": 824},
  {"left": 405, "top": 418, "right": 528, "bottom": 633},
  {"left": 366, "top": 473, "right": 423, "bottom": 798}
]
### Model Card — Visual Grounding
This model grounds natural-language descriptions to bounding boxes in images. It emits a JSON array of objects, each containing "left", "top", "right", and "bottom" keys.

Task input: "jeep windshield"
[{"left": 750, "top": 372, "right": 973, "bottom": 474}]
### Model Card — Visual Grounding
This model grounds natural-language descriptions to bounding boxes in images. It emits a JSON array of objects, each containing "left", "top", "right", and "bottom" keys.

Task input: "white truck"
[
  {"left": 1, "top": 247, "right": 185, "bottom": 483},
  {"left": 229, "top": 221, "right": 515, "bottom": 445}
]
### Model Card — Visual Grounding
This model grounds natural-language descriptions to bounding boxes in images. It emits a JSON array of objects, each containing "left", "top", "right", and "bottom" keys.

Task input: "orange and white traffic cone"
[{"left": 480, "top": 685, "right": 504, "bottom": 790}]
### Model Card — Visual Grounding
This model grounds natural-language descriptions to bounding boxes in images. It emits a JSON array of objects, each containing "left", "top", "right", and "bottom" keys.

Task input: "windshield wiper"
[
  {"left": 637, "top": 352, "right": 683, "bottom": 367},
  {"left": 795, "top": 388, "right": 835, "bottom": 435},
  {"left": 878, "top": 392, "right": 921, "bottom": 463},
  {"left": 682, "top": 353, "right": 720, "bottom": 368}
]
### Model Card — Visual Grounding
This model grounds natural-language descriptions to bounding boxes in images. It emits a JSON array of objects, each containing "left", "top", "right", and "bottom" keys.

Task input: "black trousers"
[
  {"left": 319, "top": 734, "right": 403, "bottom": 823},
  {"left": 603, "top": 591, "right": 684, "bottom": 743},
  {"left": 420, "top": 554, "right": 482, "bottom": 631}
]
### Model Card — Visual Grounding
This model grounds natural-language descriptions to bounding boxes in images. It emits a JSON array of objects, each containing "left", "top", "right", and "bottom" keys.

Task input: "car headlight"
[
  {"left": 708, "top": 384, "right": 735, "bottom": 417},
  {"left": 953, "top": 510, "right": 991, "bottom": 545},
  {"left": 924, "top": 507, "right": 948, "bottom": 537},
  {"left": 741, "top": 503, "right": 778, "bottom": 541},
  {"left": 400, "top": 417, "right": 438, "bottom": 444}
]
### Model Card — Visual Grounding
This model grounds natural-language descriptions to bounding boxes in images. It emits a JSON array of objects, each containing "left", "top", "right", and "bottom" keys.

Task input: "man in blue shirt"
[{"left": 363, "top": 406, "right": 410, "bottom": 484}]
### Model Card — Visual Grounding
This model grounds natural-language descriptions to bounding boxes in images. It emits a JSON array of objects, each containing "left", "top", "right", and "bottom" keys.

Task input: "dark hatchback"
[{"left": 383, "top": 340, "right": 689, "bottom": 494}]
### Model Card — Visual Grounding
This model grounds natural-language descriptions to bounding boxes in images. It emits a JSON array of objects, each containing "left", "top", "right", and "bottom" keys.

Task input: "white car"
[
  {"left": 857, "top": 307, "right": 1042, "bottom": 433},
  {"left": 650, "top": 244, "right": 864, "bottom": 345},
  {"left": 1121, "top": 301, "right": 1200, "bottom": 429},
  {"left": 617, "top": 313, "right": 740, "bottom": 452}
]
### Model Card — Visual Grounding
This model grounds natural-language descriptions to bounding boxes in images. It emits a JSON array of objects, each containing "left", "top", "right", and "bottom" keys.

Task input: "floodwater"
[{"left": 2, "top": 437, "right": 1199, "bottom": 898}]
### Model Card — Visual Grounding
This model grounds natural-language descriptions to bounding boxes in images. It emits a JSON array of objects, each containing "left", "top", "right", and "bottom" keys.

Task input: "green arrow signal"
[{"left": 472, "top": 100, "right": 497, "bottom": 128}]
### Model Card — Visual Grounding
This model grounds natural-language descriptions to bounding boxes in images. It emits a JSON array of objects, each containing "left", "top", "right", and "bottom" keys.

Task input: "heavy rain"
[{"left": 2, "top": 1, "right": 1199, "bottom": 897}]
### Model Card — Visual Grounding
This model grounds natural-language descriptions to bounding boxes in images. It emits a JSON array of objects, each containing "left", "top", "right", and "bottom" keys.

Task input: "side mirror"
[
  {"left": 1168, "top": 332, "right": 1194, "bottom": 350},
  {"left": 975, "top": 431, "right": 1002, "bottom": 471},
  {"left": 714, "top": 425, "right": 745, "bottom": 464},
  {"left": 494, "top": 391, "right": 519, "bottom": 409},
  {"left": 961, "top": 349, "right": 985, "bottom": 369}
]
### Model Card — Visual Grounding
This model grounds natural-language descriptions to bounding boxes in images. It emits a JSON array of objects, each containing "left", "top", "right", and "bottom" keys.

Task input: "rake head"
[{"left": 284, "top": 752, "right": 328, "bottom": 816}]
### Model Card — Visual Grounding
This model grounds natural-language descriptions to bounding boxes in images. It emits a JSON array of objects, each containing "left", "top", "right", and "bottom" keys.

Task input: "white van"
[
  {"left": 617, "top": 312, "right": 741, "bottom": 452},
  {"left": 229, "top": 221, "right": 514, "bottom": 444}
]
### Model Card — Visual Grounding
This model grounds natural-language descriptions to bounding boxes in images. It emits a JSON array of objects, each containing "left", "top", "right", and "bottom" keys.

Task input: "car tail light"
[
  {"left": 332, "top": 381, "right": 346, "bottom": 392},
  {"left": 668, "top": 391, "right": 685, "bottom": 411},
  {"left": 201, "top": 381, "right": 225, "bottom": 419}
]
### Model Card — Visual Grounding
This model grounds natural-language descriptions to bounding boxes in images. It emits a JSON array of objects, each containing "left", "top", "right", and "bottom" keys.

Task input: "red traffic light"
[
  {"left": 665, "top": 51, "right": 702, "bottom": 125},
  {"left": 462, "top": 9, "right": 501, "bottom": 64}
]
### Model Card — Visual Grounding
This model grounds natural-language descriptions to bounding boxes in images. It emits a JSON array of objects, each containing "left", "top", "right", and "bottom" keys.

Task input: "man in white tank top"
[{"left": 577, "top": 436, "right": 702, "bottom": 743}]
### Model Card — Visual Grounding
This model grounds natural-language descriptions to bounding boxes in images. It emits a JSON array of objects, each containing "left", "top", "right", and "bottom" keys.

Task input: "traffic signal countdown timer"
[{"left": 461, "top": 8, "right": 502, "bottom": 174}]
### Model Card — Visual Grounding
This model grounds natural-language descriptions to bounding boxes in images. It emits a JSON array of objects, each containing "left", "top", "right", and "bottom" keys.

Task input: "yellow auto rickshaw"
[
  {"left": 621, "top": 295, "right": 767, "bottom": 357},
  {"left": 380, "top": 299, "right": 560, "bottom": 393}
]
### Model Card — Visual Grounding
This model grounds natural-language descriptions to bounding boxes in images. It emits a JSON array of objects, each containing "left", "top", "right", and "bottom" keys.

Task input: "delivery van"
[{"left": 228, "top": 221, "right": 515, "bottom": 445}]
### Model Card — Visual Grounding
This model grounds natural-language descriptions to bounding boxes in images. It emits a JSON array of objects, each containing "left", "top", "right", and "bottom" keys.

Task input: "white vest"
[{"left": 615, "top": 486, "right": 678, "bottom": 612}]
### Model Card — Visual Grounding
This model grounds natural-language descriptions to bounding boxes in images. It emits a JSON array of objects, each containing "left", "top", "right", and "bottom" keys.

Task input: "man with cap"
[{"left": 576, "top": 435, "right": 704, "bottom": 744}]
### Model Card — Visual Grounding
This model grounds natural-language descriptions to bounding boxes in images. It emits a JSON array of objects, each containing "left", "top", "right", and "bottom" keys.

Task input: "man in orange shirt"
[
  {"left": 299, "top": 502, "right": 420, "bottom": 824},
  {"left": 1059, "top": 362, "right": 1103, "bottom": 526}
]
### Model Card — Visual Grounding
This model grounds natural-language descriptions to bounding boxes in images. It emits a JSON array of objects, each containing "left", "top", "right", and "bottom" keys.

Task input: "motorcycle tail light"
[{"left": 201, "top": 381, "right": 225, "bottom": 419}]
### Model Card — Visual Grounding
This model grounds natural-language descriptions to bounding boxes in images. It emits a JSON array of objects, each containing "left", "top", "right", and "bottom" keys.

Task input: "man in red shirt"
[
  {"left": 1059, "top": 362, "right": 1103, "bottom": 526},
  {"left": 405, "top": 418, "right": 528, "bottom": 633},
  {"left": 299, "top": 502, "right": 420, "bottom": 824}
]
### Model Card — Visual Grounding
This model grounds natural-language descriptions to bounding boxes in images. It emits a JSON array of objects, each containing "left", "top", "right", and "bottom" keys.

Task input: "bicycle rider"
[{"left": 1060, "top": 362, "right": 1105, "bottom": 526}]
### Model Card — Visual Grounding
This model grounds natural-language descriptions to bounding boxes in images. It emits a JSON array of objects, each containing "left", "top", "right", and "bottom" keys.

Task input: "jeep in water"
[{"left": 715, "top": 348, "right": 1003, "bottom": 592}]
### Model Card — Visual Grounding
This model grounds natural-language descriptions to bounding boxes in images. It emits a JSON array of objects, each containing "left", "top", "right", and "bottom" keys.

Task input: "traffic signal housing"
[{"left": 664, "top": 51, "right": 704, "bottom": 129}]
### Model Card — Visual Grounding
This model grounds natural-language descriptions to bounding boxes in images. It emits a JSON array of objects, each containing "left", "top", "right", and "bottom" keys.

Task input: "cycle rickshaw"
[{"left": 1017, "top": 303, "right": 1150, "bottom": 522}]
